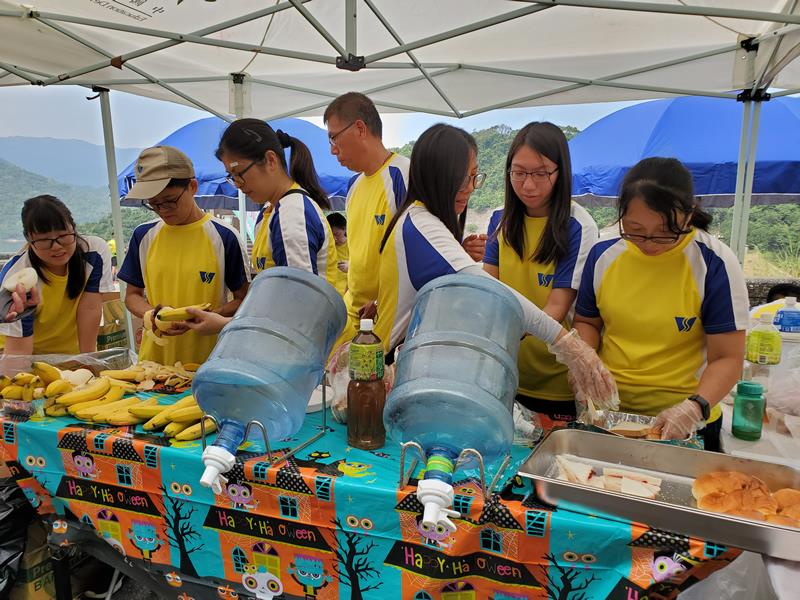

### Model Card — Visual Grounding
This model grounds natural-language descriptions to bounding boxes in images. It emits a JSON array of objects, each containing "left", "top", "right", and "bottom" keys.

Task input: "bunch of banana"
[
  {"left": 133, "top": 395, "right": 215, "bottom": 440},
  {"left": 100, "top": 360, "right": 197, "bottom": 391},
  {"left": 1, "top": 373, "right": 46, "bottom": 402}
]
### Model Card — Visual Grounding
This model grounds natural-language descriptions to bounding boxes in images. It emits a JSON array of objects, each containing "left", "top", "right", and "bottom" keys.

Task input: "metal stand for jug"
[
  {"left": 198, "top": 372, "right": 331, "bottom": 468},
  {"left": 397, "top": 442, "right": 512, "bottom": 501}
]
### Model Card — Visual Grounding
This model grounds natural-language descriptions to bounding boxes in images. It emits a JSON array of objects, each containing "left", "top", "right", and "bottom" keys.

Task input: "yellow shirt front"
[
  {"left": 332, "top": 241, "right": 349, "bottom": 296},
  {"left": 576, "top": 229, "right": 749, "bottom": 421},
  {"left": 118, "top": 214, "right": 249, "bottom": 365},
  {"left": 338, "top": 153, "right": 409, "bottom": 345},
  {"left": 0, "top": 236, "right": 114, "bottom": 354},
  {"left": 484, "top": 204, "right": 597, "bottom": 401}
]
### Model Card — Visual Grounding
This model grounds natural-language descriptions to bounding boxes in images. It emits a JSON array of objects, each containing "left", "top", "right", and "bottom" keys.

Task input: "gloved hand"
[
  {"left": 548, "top": 329, "right": 619, "bottom": 411},
  {"left": 652, "top": 399, "right": 703, "bottom": 440}
]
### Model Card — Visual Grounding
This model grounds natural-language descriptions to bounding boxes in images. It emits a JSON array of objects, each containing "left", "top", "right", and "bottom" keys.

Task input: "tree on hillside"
[{"left": 80, "top": 208, "right": 154, "bottom": 242}]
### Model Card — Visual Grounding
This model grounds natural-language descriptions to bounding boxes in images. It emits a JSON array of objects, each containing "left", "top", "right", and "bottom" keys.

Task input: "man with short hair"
[
  {"left": 118, "top": 146, "right": 250, "bottom": 364},
  {"left": 324, "top": 92, "right": 410, "bottom": 345}
]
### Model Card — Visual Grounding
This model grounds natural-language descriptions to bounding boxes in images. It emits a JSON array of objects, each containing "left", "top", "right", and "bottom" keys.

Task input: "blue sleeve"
[
  {"left": 483, "top": 209, "right": 503, "bottom": 266},
  {"left": 697, "top": 242, "right": 746, "bottom": 334},
  {"left": 117, "top": 227, "right": 146, "bottom": 288},
  {"left": 574, "top": 245, "right": 601, "bottom": 319},
  {"left": 84, "top": 251, "right": 105, "bottom": 293},
  {"left": 388, "top": 165, "right": 408, "bottom": 215},
  {"left": 212, "top": 222, "right": 249, "bottom": 292},
  {"left": 554, "top": 217, "right": 585, "bottom": 289}
]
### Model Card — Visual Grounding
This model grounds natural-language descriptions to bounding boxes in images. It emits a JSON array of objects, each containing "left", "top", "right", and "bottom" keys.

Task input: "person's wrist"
[{"left": 687, "top": 394, "right": 710, "bottom": 420}]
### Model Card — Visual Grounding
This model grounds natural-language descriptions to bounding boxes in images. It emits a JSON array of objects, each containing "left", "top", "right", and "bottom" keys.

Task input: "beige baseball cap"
[{"left": 126, "top": 146, "right": 195, "bottom": 200}]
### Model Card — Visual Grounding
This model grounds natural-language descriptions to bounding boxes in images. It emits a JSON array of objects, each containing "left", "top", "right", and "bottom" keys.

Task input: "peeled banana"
[
  {"left": 2, "top": 267, "right": 38, "bottom": 292},
  {"left": 156, "top": 303, "right": 211, "bottom": 323},
  {"left": 56, "top": 377, "right": 111, "bottom": 406}
]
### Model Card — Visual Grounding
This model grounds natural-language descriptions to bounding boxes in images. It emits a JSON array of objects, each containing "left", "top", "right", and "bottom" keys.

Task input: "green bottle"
[
  {"left": 745, "top": 313, "right": 782, "bottom": 365},
  {"left": 732, "top": 381, "right": 765, "bottom": 441}
]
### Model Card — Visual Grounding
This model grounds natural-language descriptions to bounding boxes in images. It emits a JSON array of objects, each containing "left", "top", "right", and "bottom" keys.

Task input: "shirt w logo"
[
  {"left": 199, "top": 271, "right": 216, "bottom": 284},
  {"left": 537, "top": 273, "right": 554, "bottom": 287},
  {"left": 255, "top": 257, "right": 266, "bottom": 270},
  {"left": 675, "top": 316, "right": 697, "bottom": 332}
]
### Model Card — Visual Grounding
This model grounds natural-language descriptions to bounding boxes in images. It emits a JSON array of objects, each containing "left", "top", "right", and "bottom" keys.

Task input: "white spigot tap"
[
  {"left": 200, "top": 445, "right": 236, "bottom": 495},
  {"left": 417, "top": 478, "right": 460, "bottom": 533}
]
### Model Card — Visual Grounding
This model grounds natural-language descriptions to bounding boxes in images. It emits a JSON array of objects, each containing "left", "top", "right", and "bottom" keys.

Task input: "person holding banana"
[{"left": 118, "top": 146, "right": 250, "bottom": 365}]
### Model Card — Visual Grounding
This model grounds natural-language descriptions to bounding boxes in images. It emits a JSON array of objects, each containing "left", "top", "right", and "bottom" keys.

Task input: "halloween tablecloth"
[{"left": 0, "top": 401, "right": 740, "bottom": 600}]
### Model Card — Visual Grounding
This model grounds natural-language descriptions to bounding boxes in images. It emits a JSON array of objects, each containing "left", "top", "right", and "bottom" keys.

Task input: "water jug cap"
[
  {"left": 759, "top": 313, "right": 774, "bottom": 323},
  {"left": 360, "top": 318, "right": 374, "bottom": 332},
  {"left": 737, "top": 380, "right": 763, "bottom": 396},
  {"left": 200, "top": 445, "right": 237, "bottom": 494},
  {"left": 785, "top": 296, "right": 797, "bottom": 307},
  {"left": 417, "top": 479, "right": 459, "bottom": 533}
]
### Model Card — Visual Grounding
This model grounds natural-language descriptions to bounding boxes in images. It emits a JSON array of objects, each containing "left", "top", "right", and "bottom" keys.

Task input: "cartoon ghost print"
[{"left": 242, "top": 567, "right": 283, "bottom": 600}]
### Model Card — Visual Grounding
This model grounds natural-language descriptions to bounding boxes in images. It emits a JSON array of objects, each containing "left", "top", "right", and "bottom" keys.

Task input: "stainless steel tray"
[{"left": 518, "top": 429, "right": 800, "bottom": 560}]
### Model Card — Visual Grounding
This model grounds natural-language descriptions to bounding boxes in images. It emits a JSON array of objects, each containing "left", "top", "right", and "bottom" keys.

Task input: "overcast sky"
[{"left": 0, "top": 85, "right": 640, "bottom": 149}]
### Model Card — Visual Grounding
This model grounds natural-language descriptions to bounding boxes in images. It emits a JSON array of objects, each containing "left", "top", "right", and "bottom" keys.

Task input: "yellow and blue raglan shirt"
[
  {"left": 118, "top": 214, "right": 249, "bottom": 365},
  {"left": 339, "top": 153, "right": 409, "bottom": 343},
  {"left": 377, "top": 202, "right": 563, "bottom": 354},
  {"left": 575, "top": 228, "right": 749, "bottom": 421},
  {"left": 0, "top": 235, "right": 114, "bottom": 355},
  {"left": 484, "top": 203, "right": 598, "bottom": 401},
  {"left": 250, "top": 186, "right": 339, "bottom": 289}
]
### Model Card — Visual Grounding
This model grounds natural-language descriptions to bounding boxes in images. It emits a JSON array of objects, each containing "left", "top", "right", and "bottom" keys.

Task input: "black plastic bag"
[{"left": 0, "top": 475, "right": 35, "bottom": 596}]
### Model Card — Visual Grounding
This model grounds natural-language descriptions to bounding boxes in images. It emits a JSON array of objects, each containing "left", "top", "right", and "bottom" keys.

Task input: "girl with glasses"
[
  {"left": 376, "top": 124, "right": 616, "bottom": 409},
  {"left": 184, "top": 119, "right": 340, "bottom": 335},
  {"left": 573, "top": 157, "right": 748, "bottom": 450},
  {"left": 483, "top": 122, "right": 598, "bottom": 426},
  {"left": 0, "top": 195, "right": 114, "bottom": 355}
]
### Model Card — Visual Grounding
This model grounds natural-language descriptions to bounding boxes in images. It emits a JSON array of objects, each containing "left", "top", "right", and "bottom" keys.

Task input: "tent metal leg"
[
  {"left": 730, "top": 101, "right": 752, "bottom": 264},
  {"left": 98, "top": 89, "right": 136, "bottom": 351},
  {"left": 233, "top": 77, "right": 249, "bottom": 243},
  {"left": 734, "top": 101, "right": 763, "bottom": 264}
]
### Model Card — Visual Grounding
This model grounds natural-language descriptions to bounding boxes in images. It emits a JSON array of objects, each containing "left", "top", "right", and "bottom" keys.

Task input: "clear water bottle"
[
  {"left": 195, "top": 267, "right": 346, "bottom": 491},
  {"left": 384, "top": 274, "right": 524, "bottom": 532},
  {"left": 774, "top": 297, "right": 800, "bottom": 333}
]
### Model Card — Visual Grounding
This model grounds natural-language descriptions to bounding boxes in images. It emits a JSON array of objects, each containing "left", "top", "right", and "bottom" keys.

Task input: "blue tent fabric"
[
  {"left": 570, "top": 97, "right": 800, "bottom": 205},
  {"left": 118, "top": 117, "right": 354, "bottom": 210}
]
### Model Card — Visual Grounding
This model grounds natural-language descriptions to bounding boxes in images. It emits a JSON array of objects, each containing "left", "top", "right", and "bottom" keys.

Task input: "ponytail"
[{"left": 277, "top": 130, "right": 330, "bottom": 210}]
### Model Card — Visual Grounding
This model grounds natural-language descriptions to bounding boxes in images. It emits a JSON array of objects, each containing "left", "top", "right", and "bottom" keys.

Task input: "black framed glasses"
[
  {"left": 141, "top": 185, "right": 187, "bottom": 212},
  {"left": 619, "top": 222, "right": 691, "bottom": 245},
  {"left": 508, "top": 168, "right": 558, "bottom": 183},
  {"left": 328, "top": 122, "right": 356, "bottom": 147},
  {"left": 460, "top": 173, "right": 487, "bottom": 190},
  {"left": 225, "top": 160, "right": 261, "bottom": 186},
  {"left": 28, "top": 233, "right": 78, "bottom": 250}
]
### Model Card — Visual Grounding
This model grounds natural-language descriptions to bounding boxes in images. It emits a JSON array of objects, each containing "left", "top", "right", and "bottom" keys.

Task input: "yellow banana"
[
  {"left": 22, "top": 385, "right": 33, "bottom": 402},
  {"left": 2, "top": 385, "right": 24, "bottom": 400},
  {"left": 11, "top": 372, "right": 35, "bottom": 385},
  {"left": 174, "top": 419, "right": 217, "bottom": 441},
  {"left": 168, "top": 405, "right": 204, "bottom": 423},
  {"left": 105, "top": 378, "right": 138, "bottom": 392},
  {"left": 156, "top": 303, "right": 212, "bottom": 322},
  {"left": 128, "top": 404, "right": 170, "bottom": 419},
  {"left": 0, "top": 375, "right": 11, "bottom": 389},
  {"left": 56, "top": 377, "right": 111, "bottom": 406},
  {"left": 143, "top": 396, "right": 197, "bottom": 430},
  {"left": 106, "top": 409, "right": 149, "bottom": 426},
  {"left": 45, "top": 379, "right": 73, "bottom": 398},
  {"left": 82, "top": 397, "right": 145, "bottom": 423},
  {"left": 99, "top": 369, "right": 141, "bottom": 382},
  {"left": 45, "top": 404, "right": 68, "bottom": 417},
  {"left": 163, "top": 420, "right": 190, "bottom": 437},
  {"left": 31, "top": 362, "right": 61, "bottom": 385},
  {"left": 68, "top": 397, "right": 109, "bottom": 416},
  {"left": 181, "top": 363, "right": 201, "bottom": 372}
]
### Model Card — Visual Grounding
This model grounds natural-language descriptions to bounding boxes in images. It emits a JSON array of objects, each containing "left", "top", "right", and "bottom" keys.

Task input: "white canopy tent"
[{"left": 2, "top": 0, "right": 800, "bottom": 266}]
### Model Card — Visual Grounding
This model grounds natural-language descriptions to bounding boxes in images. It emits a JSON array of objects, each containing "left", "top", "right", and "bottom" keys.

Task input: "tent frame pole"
[
  {"left": 287, "top": 0, "right": 346, "bottom": 56},
  {"left": 730, "top": 100, "right": 764, "bottom": 263},
  {"left": 345, "top": 0, "right": 357, "bottom": 56},
  {"left": 98, "top": 89, "right": 135, "bottom": 351},
  {"left": 233, "top": 76, "right": 249, "bottom": 244}
]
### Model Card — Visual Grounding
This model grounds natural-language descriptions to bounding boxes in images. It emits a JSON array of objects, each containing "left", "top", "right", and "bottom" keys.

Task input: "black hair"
[
  {"left": 326, "top": 212, "right": 347, "bottom": 230},
  {"left": 618, "top": 157, "right": 712, "bottom": 233},
  {"left": 22, "top": 195, "right": 88, "bottom": 299},
  {"left": 381, "top": 124, "right": 475, "bottom": 252},
  {"left": 165, "top": 178, "right": 192, "bottom": 190},
  {"left": 767, "top": 283, "right": 800, "bottom": 303},
  {"left": 323, "top": 92, "right": 383, "bottom": 138},
  {"left": 496, "top": 122, "right": 573, "bottom": 264},
  {"left": 216, "top": 118, "right": 330, "bottom": 210}
]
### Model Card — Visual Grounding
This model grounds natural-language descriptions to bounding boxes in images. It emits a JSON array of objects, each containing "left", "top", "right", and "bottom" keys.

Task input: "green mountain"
[{"left": 0, "top": 158, "right": 113, "bottom": 247}]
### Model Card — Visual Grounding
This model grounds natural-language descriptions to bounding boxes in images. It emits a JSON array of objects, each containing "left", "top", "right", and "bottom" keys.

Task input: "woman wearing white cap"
[{"left": 117, "top": 145, "right": 250, "bottom": 365}]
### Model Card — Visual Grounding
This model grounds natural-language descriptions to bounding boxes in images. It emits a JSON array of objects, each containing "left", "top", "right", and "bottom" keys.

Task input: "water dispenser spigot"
[
  {"left": 417, "top": 479, "right": 460, "bottom": 532},
  {"left": 200, "top": 445, "right": 237, "bottom": 494}
]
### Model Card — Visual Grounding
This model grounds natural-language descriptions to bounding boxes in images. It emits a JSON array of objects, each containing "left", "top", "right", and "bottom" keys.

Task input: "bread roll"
[
  {"left": 774, "top": 488, "right": 800, "bottom": 510},
  {"left": 691, "top": 471, "right": 751, "bottom": 500},
  {"left": 766, "top": 514, "right": 800, "bottom": 528},
  {"left": 744, "top": 489, "right": 778, "bottom": 515},
  {"left": 729, "top": 509, "right": 766, "bottom": 521},
  {"left": 782, "top": 505, "right": 800, "bottom": 520},
  {"left": 698, "top": 491, "right": 743, "bottom": 513}
]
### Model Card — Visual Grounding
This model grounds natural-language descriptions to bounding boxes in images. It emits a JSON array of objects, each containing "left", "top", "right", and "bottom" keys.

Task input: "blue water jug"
[
  {"left": 384, "top": 273, "right": 524, "bottom": 531},
  {"left": 195, "top": 267, "right": 346, "bottom": 490}
]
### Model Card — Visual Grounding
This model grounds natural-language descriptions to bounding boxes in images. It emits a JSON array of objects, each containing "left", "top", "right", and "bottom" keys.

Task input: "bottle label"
[
  {"left": 349, "top": 343, "right": 384, "bottom": 381},
  {"left": 746, "top": 330, "right": 781, "bottom": 365},
  {"left": 776, "top": 310, "right": 800, "bottom": 333}
]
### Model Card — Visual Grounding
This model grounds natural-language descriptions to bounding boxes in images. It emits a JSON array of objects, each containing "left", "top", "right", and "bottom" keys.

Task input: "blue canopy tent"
[
  {"left": 570, "top": 96, "right": 800, "bottom": 208},
  {"left": 117, "top": 116, "right": 354, "bottom": 211}
]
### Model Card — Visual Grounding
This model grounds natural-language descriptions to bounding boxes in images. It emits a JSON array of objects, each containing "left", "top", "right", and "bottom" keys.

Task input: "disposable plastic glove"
[
  {"left": 548, "top": 329, "right": 619, "bottom": 411},
  {"left": 652, "top": 399, "right": 703, "bottom": 440}
]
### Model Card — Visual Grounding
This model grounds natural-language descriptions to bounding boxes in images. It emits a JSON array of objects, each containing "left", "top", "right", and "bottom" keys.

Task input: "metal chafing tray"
[{"left": 518, "top": 429, "right": 800, "bottom": 560}]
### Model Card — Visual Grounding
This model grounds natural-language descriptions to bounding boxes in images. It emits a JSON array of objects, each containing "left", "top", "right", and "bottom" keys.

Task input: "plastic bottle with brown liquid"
[{"left": 347, "top": 319, "right": 386, "bottom": 449}]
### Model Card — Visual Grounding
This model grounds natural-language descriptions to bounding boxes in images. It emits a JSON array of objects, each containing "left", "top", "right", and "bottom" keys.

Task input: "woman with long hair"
[
  {"left": 376, "top": 124, "right": 616, "bottom": 407},
  {"left": 0, "top": 195, "right": 113, "bottom": 354}
]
